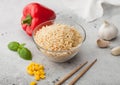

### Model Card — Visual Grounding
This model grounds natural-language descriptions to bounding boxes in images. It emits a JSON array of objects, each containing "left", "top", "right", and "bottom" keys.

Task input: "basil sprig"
[{"left": 8, "top": 41, "right": 32, "bottom": 60}]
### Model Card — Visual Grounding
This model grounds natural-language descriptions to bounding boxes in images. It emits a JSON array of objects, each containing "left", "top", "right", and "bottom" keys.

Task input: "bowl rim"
[{"left": 32, "top": 20, "right": 86, "bottom": 53}]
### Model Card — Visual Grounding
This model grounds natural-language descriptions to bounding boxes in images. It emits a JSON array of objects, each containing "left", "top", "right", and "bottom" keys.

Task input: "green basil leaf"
[
  {"left": 17, "top": 47, "right": 32, "bottom": 60},
  {"left": 8, "top": 41, "right": 20, "bottom": 51}
]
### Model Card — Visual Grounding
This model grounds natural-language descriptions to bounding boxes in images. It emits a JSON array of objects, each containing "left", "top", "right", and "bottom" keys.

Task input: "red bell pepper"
[{"left": 21, "top": 3, "right": 56, "bottom": 36}]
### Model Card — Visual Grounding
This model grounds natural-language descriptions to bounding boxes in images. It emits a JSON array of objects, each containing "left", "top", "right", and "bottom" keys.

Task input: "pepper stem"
[{"left": 22, "top": 15, "right": 32, "bottom": 25}]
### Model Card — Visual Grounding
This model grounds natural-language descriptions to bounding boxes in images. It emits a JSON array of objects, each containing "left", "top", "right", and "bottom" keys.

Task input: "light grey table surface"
[{"left": 0, "top": 0, "right": 120, "bottom": 85}]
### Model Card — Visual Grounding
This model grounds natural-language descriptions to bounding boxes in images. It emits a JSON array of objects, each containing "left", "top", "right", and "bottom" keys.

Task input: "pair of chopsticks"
[{"left": 55, "top": 59, "right": 97, "bottom": 85}]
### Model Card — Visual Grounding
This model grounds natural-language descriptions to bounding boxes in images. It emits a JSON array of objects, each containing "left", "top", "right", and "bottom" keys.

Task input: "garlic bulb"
[
  {"left": 98, "top": 21, "right": 118, "bottom": 40},
  {"left": 111, "top": 46, "right": 120, "bottom": 56},
  {"left": 97, "top": 39, "right": 110, "bottom": 48}
]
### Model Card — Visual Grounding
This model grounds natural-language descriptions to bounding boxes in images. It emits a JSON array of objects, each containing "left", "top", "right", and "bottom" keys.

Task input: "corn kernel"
[
  {"left": 27, "top": 67, "right": 33, "bottom": 71},
  {"left": 27, "top": 62, "right": 46, "bottom": 82},
  {"left": 35, "top": 75, "right": 40, "bottom": 81},
  {"left": 30, "top": 81, "right": 37, "bottom": 85},
  {"left": 40, "top": 75, "right": 46, "bottom": 79},
  {"left": 39, "top": 65, "right": 44, "bottom": 69},
  {"left": 27, "top": 70, "right": 34, "bottom": 75},
  {"left": 35, "top": 63, "right": 39, "bottom": 66},
  {"left": 34, "top": 71, "right": 40, "bottom": 76},
  {"left": 34, "top": 66, "right": 39, "bottom": 71},
  {"left": 39, "top": 70, "right": 45, "bottom": 74}
]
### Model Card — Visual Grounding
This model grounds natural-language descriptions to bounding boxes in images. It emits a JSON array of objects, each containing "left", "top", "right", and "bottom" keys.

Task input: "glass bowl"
[{"left": 32, "top": 18, "right": 86, "bottom": 62}]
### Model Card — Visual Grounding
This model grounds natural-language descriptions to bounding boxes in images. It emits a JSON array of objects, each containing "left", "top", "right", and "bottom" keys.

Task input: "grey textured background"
[{"left": 0, "top": 0, "right": 120, "bottom": 85}]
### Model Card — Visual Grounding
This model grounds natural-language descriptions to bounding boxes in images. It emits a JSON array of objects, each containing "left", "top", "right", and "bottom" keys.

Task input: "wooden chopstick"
[
  {"left": 55, "top": 61, "right": 88, "bottom": 85},
  {"left": 68, "top": 59, "right": 97, "bottom": 85},
  {"left": 55, "top": 59, "right": 97, "bottom": 85}
]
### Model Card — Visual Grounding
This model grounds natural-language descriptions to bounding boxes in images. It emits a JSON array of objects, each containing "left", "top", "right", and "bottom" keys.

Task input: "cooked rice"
[{"left": 34, "top": 24, "right": 82, "bottom": 51}]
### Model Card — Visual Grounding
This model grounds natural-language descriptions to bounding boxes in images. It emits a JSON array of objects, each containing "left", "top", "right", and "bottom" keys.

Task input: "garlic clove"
[
  {"left": 98, "top": 20, "right": 118, "bottom": 40},
  {"left": 111, "top": 46, "right": 120, "bottom": 56},
  {"left": 97, "top": 39, "right": 110, "bottom": 48}
]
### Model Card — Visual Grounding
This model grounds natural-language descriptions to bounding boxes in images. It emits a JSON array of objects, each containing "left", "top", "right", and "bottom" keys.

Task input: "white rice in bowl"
[
  {"left": 34, "top": 24, "right": 83, "bottom": 62},
  {"left": 34, "top": 24, "right": 82, "bottom": 51}
]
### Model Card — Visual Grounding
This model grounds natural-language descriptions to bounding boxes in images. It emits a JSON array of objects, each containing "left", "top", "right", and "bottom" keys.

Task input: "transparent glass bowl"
[{"left": 32, "top": 19, "right": 86, "bottom": 62}]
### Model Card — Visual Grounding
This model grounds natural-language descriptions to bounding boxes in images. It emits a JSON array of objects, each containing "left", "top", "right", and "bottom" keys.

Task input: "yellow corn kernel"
[
  {"left": 35, "top": 75, "right": 40, "bottom": 81},
  {"left": 40, "top": 75, "right": 46, "bottom": 79},
  {"left": 27, "top": 65, "right": 33, "bottom": 70},
  {"left": 32, "top": 66, "right": 36, "bottom": 71},
  {"left": 27, "top": 70, "right": 34, "bottom": 75},
  {"left": 34, "top": 71, "right": 40, "bottom": 76},
  {"left": 33, "top": 70, "right": 36, "bottom": 73},
  {"left": 30, "top": 81, "right": 37, "bottom": 85},
  {"left": 35, "top": 63, "right": 39, "bottom": 66},
  {"left": 27, "top": 66, "right": 30, "bottom": 69},
  {"left": 39, "top": 70, "right": 45, "bottom": 75},
  {"left": 27, "top": 66, "right": 33, "bottom": 71},
  {"left": 27, "top": 62, "right": 46, "bottom": 81},
  {"left": 34, "top": 66, "right": 39, "bottom": 71},
  {"left": 39, "top": 65, "right": 44, "bottom": 69}
]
